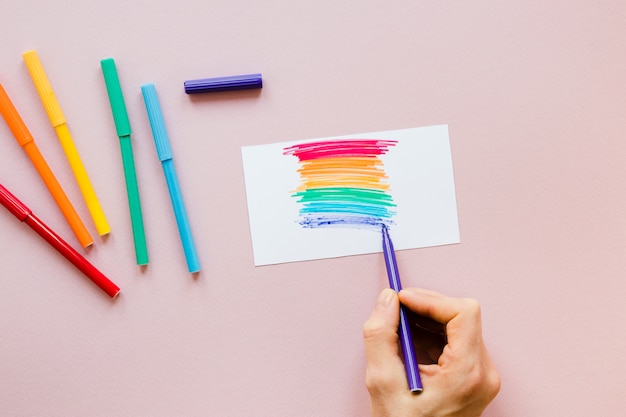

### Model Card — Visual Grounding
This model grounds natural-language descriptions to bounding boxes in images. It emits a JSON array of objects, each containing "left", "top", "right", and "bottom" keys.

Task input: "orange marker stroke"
[
  {"left": 0, "top": 83, "right": 93, "bottom": 247},
  {"left": 296, "top": 156, "right": 390, "bottom": 191}
]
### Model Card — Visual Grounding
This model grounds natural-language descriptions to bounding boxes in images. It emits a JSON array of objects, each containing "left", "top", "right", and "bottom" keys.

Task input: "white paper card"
[{"left": 241, "top": 125, "right": 460, "bottom": 266}]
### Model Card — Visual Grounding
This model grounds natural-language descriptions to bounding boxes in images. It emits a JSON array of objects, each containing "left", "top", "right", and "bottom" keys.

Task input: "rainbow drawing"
[{"left": 283, "top": 139, "right": 398, "bottom": 229}]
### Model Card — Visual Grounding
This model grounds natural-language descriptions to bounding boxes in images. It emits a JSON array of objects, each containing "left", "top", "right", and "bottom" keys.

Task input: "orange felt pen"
[{"left": 0, "top": 83, "right": 93, "bottom": 247}]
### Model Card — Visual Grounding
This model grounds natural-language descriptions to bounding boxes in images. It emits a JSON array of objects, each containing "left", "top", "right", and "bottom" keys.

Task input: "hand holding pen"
[{"left": 363, "top": 287, "right": 501, "bottom": 417}]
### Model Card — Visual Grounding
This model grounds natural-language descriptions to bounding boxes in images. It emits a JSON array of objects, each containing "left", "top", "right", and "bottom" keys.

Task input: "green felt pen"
[{"left": 101, "top": 58, "right": 148, "bottom": 265}]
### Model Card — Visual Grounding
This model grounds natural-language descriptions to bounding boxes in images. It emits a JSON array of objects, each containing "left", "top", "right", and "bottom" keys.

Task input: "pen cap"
[
  {"left": 184, "top": 73, "right": 262, "bottom": 94},
  {"left": 141, "top": 84, "right": 172, "bottom": 161},
  {"left": 0, "top": 184, "right": 32, "bottom": 221},
  {"left": 101, "top": 58, "right": 132, "bottom": 137},
  {"left": 23, "top": 50, "right": 66, "bottom": 127},
  {"left": 0, "top": 84, "right": 35, "bottom": 146}
]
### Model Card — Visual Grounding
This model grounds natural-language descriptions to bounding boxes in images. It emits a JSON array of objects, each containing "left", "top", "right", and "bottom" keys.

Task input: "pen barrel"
[
  {"left": 382, "top": 225, "right": 422, "bottom": 392},
  {"left": 385, "top": 251, "right": 423, "bottom": 391},
  {"left": 54, "top": 124, "right": 110, "bottom": 236},
  {"left": 162, "top": 161, "right": 200, "bottom": 273},
  {"left": 141, "top": 83, "right": 200, "bottom": 272},
  {"left": 119, "top": 136, "right": 148, "bottom": 265},
  {"left": 399, "top": 305, "right": 423, "bottom": 392},
  {"left": 24, "top": 213, "right": 120, "bottom": 298},
  {"left": 382, "top": 236, "right": 402, "bottom": 292},
  {"left": 22, "top": 142, "right": 94, "bottom": 248}
]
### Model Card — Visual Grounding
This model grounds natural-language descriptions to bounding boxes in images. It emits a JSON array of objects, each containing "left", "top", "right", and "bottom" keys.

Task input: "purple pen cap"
[{"left": 184, "top": 73, "right": 262, "bottom": 94}]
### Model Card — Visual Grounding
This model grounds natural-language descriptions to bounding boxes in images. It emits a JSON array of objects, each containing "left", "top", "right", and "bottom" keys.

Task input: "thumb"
[{"left": 363, "top": 289, "right": 406, "bottom": 393}]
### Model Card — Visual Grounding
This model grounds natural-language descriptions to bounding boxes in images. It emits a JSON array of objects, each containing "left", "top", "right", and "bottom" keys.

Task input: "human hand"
[{"left": 363, "top": 288, "right": 500, "bottom": 417}]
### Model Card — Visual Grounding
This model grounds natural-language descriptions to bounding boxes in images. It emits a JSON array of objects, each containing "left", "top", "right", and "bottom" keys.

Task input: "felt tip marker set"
[{"left": 0, "top": 50, "right": 264, "bottom": 297}]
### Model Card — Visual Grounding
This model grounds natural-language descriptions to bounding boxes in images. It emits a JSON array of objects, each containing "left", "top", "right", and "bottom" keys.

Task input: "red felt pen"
[{"left": 0, "top": 183, "right": 120, "bottom": 298}]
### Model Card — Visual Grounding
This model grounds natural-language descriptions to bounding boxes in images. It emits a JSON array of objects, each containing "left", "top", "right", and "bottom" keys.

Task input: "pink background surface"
[{"left": 1, "top": 1, "right": 625, "bottom": 416}]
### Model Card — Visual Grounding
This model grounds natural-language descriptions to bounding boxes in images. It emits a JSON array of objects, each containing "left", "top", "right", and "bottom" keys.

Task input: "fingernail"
[{"left": 376, "top": 288, "right": 395, "bottom": 310}]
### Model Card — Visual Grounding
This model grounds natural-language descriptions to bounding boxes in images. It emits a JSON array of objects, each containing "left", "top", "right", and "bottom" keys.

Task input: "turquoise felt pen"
[{"left": 141, "top": 83, "right": 201, "bottom": 273}]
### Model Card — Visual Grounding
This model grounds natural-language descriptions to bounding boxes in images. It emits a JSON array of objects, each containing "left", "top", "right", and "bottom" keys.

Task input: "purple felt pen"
[
  {"left": 183, "top": 73, "right": 262, "bottom": 94},
  {"left": 381, "top": 224, "right": 423, "bottom": 392}
]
